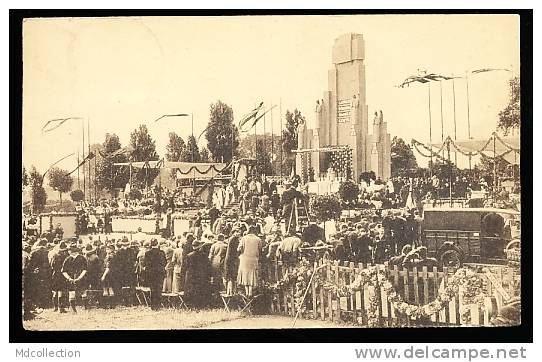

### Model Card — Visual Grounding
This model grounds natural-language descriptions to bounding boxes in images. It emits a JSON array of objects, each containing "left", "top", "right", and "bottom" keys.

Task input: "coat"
[{"left": 144, "top": 248, "right": 166, "bottom": 287}]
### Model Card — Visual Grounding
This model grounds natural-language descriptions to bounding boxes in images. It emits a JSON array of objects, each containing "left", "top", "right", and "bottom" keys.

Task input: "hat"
[
  {"left": 53, "top": 237, "right": 61, "bottom": 244},
  {"left": 150, "top": 238, "right": 159, "bottom": 248},
  {"left": 107, "top": 243, "right": 116, "bottom": 251},
  {"left": 143, "top": 240, "right": 150, "bottom": 248},
  {"left": 37, "top": 238, "right": 48, "bottom": 247},
  {"left": 22, "top": 242, "right": 31, "bottom": 253},
  {"left": 58, "top": 241, "right": 68, "bottom": 252},
  {"left": 217, "top": 233, "right": 225, "bottom": 241},
  {"left": 131, "top": 240, "right": 141, "bottom": 248},
  {"left": 83, "top": 243, "right": 96, "bottom": 254},
  {"left": 69, "top": 243, "right": 80, "bottom": 252},
  {"left": 185, "top": 233, "right": 195, "bottom": 241}
]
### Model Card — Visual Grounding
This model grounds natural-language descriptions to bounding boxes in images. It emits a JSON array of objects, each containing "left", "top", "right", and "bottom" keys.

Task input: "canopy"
[{"left": 113, "top": 160, "right": 229, "bottom": 179}]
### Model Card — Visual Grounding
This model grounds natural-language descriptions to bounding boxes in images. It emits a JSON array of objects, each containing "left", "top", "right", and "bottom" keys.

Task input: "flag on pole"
[
  {"left": 153, "top": 113, "right": 190, "bottom": 123},
  {"left": 246, "top": 105, "right": 277, "bottom": 131},
  {"left": 471, "top": 68, "right": 510, "bottom": 74},
  {"left": 41, "top": 117, "right": 82, "bottom": 134},
  {"left": 238, "top": 102, "right": 264, "bottom": 130}
]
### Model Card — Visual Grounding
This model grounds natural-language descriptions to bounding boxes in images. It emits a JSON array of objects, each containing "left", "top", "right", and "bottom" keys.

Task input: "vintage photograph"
[{"left": 20, "top": 14, "right": 522, "bottom": 331}]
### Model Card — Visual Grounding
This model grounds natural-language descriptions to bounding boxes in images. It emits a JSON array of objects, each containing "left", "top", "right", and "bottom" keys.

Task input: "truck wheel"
[{"left": 440, "top": 249, "right": 462, "bottom": 268}]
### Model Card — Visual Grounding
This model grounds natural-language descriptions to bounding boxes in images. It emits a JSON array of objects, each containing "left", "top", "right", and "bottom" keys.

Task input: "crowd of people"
[{"left": 21, "top": 168, "right": 520, "bottom": 320}]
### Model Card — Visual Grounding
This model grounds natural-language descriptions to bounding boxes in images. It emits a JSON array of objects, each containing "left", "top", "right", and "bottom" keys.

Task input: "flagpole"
[
  {"left": 428, "top": 82, "right": 433, "bottom": 176},
  {"left": 82, "top": 119, "right": 86, "bottom": 201},
  {"left": 263, "top": 101, "right": 266, "bottom": 175},
  {"left": 465, "top": 70, "right": 472, "bottom": 171},
  {"left": 271, "top": 101, "right": 274, "bottom": 175},
  {"left": 77, "top": 150, "right": 80, "bottom": 190},
  {"left": 439, "top": 80, "right": 444, "bottom": 142},
  {"left": 88, "top": 117, "right": 91, "bottom": 204},
  {"left": 280, "top": 98, "right": 283, "bottom": 180},
  {"left": 452, "top": 74, "right": 457, "bottom": 165}
]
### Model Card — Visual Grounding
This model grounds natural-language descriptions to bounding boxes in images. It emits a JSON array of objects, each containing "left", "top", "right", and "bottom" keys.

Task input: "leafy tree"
[
  {"left": 22, "top": 166, "right": 28, "bottom": 188},
  {"left": 70, "top": 189, "right": 85, "bottom": 202},
  {"left": 498, "top": 77, "right": 520, "bottom": 135},
  {"left": 309, "top": 194, "right": 341, "bottom": 223},
  {"left": 182, "top": 135, "right": 201, "bottom": 162},
  {"left": 205, "top": 100, "right": 239, "bottom": 163},
  {"left": 391, "top": 136, "right": 418, "bottom": 177},
  {"left": 339, "top": 180, "right": 360, "bottom": 205},
  {"left": 129, "top": 125, "right": 159, "bottom": 188},
  {"left": 96, "top": 133, "right": 130, "bottom": 191},
  {"left": 48, "top": 167, "right": 74, "bottom": 205},
  {"left": 282, "top": 109, "right": 305, "bottom": 174},
  {"left": 255, "top": 139, "right": 273, "bottom": 176},
  {"left": 28, "top": 166, "right": 47, "bottom": 214},
  {"left": 200, "top": 147, "right": 211, "bottom": 162},
  {"left": 165, "top": 132, "right": 186, "bottom": 162}
]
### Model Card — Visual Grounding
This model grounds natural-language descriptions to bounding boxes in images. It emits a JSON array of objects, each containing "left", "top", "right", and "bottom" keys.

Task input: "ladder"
[{"left": 286, "top": 197, "right": 311, "bottom": 235}]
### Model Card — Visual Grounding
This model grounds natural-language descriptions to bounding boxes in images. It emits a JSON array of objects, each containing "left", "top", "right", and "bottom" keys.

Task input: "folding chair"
[
  {"left": 239, "top": 294, "right": 262, "bottom": 314},
  {"left": 162, "top": 292, "right": 188, "bottom": 310},
  {"left": 135, "top": 286, "right": 150, "bottom": 306},
  {"left": 219, "top": 292, "right": 235, "bottom": 313}
]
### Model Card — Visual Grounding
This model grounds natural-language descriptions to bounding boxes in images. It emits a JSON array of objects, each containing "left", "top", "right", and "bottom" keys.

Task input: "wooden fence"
[{"left": 264, "top": 260, "right": 519, "bottom": 327}]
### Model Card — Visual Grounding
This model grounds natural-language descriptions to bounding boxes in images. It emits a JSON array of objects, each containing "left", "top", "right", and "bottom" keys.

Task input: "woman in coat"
[
  {"left": 171, "top": 234, "right": 194, "bottom": 293},
  {"left": 236, "top": 225, "right": 263, "bottom": 297},
  {"left": 223, "top": 228, "right": 241, "bottom": 296}
]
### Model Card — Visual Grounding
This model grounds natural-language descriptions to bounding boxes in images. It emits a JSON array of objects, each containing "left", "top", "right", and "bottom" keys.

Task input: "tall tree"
[
  {"left": 205, "top": 100, "right": 239, "bottom": 163},
  {"left": 200, "top": 147, "right": 211, "bottom": 162},
  {"left": 182, "top": 135, "right": 201, "bottom": 162},
  {"left": 282, "top": 109, "right": 305, "bottom": 175},
  {"left": 255, "top": 139, "right": 273, "bottom": 176},
  {"left": 22, "top": 166, "right": 28, "bottom": 188},
  {"left": 96, "top": 133, "right": 130, "bottom": 191},
  {"left": 129, "top": 125, "right": 160, "bottom": 188},
  {"left": 28, "top": 166, "right": 47, "bottom": 214},
  {"left": 48, "top": 167, "right": 74, "bottom": 206},
  {"left": 165, "top": 132, "right": 186, "bottom": 162},
  {"left": 390, "top": 136, "right": 419, "bottom": 177},
  {"left": 498, "top": 76, "right": 520, "bottom": 135}
]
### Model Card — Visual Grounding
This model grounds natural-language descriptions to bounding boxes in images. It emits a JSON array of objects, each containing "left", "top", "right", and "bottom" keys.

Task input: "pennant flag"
[
  {"left": 398, "top": 73, "right": 460, "bottom": 88},
  {"left": 238, "top": 102, "right": 264, "bottom": 129},
  {"left": 41, "top": 117, "right": 82, "bottom": 134},
  {"left": 67, "top": 152, "right": 93, "bottom": 176},
  {"left": 153, "top": 113, "right": 190, "bottom": 123},
  {"left": 98, "top": 147, "right": 131, "bottom": 159},
  {"left": 245, "top": 104, "right": 277, "bottom": 131},
  {"left": 471, "top": 68, "right": 510, "bottom": 74}
]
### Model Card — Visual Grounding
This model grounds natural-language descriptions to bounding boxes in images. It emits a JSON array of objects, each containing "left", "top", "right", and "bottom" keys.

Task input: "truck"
[{"left": 422, "top": 207, "right": 520, "bottom": 267}]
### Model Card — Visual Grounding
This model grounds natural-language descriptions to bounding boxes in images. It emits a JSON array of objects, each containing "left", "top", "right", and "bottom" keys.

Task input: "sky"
[{"left": 22, "top": 14, "right": 520, "bottom": 173}]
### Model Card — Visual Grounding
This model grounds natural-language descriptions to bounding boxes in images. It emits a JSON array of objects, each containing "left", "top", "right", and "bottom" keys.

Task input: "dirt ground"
[{"left": 22, "top": 306, "right": 343, "bottom": 331}]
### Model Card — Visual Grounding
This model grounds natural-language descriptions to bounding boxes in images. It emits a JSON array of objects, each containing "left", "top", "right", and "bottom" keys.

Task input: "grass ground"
[{"left": 23, "top": 306, "right": 243, "bottom": 331}]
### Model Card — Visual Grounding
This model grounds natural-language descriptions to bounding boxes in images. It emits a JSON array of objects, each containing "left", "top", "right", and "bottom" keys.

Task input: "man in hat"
[
  {"left": 144, "top": 238, "right": 166, "bottom": 310},
  {"left": 82, "top": 243, "right": 102, "bottom": 309},
  {"left": 27, "top": 238, "right": 52, "bottom": 310},
  {"left": 61, "top": 243, "right": 88, "bottom": 313},
  {"left": 50, "top": 241, "right": 69, "bottom": 313}
]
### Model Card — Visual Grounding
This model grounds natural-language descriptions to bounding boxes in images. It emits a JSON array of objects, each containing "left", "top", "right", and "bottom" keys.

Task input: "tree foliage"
[
  {"left": 28, "top": 166, "right": 47, "bottom": 214},
  {"left": 70, "top": 189, "right": 85, "bottom": 202},
  {"left": 255, "top": 139, "right": 273, "bottom": 176},
  {"left": 200, "top": 147, "right": 211, "bottom": 162},
  {"left": 391, "top": 136, "right": 418, "bottom": 177},
  {"left": 96, "top": 133, "right": 130, "bottom": 191},
  {"left": 205, "top": 100, "right": 239, "bottom": 163},
  {"left": 129, "top": 125, "right": 159, "bottom": 188},
  {"left": 497, "top": 77, "right": 520, "bottom": 135},
  {"left": 22, "top": 166, "right": 28, "bottom": 188},
  {"left": 48, "top": 167, "right": 74, "bottom": 205},
  {"left": 339, "top": 180, "right": 360, "bottom": 204},
  {"left": 182, "top": 135, "right": 201, "bottom": 162},
  {"left": 309, "top": 194, "right": 341, "bottom": 223},
  {"left": 165, "top": 132, "right": 186, "bottom": 162}
]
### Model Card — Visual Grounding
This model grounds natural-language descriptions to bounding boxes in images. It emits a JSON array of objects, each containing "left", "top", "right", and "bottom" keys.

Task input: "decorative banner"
[{"left": 337, "top": 99, "right": 351, "bottom": 123}]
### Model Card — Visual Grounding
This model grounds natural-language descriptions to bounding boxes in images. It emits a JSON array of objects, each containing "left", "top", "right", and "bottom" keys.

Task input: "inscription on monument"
[{"left": 337, "top": 99, "right": 351, "bottom": 123}]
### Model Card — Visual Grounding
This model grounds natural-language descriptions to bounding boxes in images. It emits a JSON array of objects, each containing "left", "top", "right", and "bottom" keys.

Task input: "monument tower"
[{"left": 296, "top": 33, "right": 391, "bottom": 181}]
